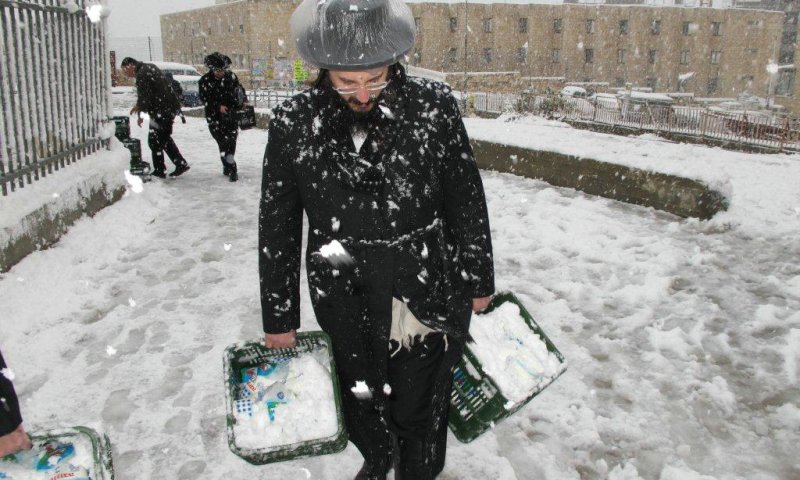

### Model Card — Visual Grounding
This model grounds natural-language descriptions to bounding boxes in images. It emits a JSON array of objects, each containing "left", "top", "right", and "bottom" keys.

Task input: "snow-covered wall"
[{"left": 0, "top": 144, "right": 130, "bottom": 272}]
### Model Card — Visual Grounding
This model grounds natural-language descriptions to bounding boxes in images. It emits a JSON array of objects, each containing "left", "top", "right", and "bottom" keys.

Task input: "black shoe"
[
  {"left": 222, "top": 166, "right": 231, "bottom": 176},
  {"left": 169, "top": 162, "right": 190, "bottom": 177},
  {"left": 229, "top": 171, "right": 238, "bottom": 182},
  {"left": 152, "top": 170, "right": 166, "bottom": 179}
]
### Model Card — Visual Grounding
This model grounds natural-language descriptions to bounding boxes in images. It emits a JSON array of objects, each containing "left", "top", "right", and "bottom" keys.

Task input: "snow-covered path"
[{"left": 1, "top": 117, "right": 798, "bottom": 479}]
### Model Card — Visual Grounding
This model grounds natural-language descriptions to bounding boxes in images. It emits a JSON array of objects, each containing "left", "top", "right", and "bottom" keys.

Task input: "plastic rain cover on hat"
[{"left": 291, "top": 0, "right": 416, "bottom": 71}]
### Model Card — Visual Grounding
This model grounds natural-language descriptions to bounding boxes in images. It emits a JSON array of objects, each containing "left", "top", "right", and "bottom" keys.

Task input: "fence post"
[
  {"left": 780, "top": 117, "right": 789, "bottom": 152},
  {"left": 592, "top": 96, "right": 597, "bottom": 122},
  {"left": 701, "top": 108, "right": 708, "bottom": 141}
]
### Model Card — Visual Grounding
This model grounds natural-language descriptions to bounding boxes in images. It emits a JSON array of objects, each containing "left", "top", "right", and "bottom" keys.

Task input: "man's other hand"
[
  {"left": 137, "top": 117, "right": 143, "bottom": 128},
  {"left": 472, "top": 296, "right": 492, "bottom": 312},
  {"left": 0, "top": 424, "right": 32, "bottom": 458},
  {"left": 220, "top": 105, "right": 229, "bottom": 114},
  {"left": 265, "top": 330, "right": 297, "bottom": 349}
]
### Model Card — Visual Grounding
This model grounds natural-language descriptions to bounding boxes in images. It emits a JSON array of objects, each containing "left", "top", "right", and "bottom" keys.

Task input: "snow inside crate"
[
  {"left": 0, "top": 426, "right": 114, "bottom": 480},
  {"left": 448, "top": 292, "right": 567, "bottom": 443},
  {"left": 224, "top": 332, "right": 348, "bottom": 464}
]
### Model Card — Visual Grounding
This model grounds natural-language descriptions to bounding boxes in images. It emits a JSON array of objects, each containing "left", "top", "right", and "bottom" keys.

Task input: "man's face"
[
  {"left": 122, "top": 64, "right": 135, "bottom": 78},
  {"left": 328, "top": 67, "right": 389, "bottom": 114},
  {"left": 213, "top": 68, "right": 225, "bottom": 79}
]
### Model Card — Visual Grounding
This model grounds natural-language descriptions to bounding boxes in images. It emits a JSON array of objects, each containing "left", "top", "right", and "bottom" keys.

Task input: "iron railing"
[
  {"left": 473, "top": 92, "right": 800, "bottom": 152},
  {"left": 0, "top": 0, "right": 110, "bottom": 196}
]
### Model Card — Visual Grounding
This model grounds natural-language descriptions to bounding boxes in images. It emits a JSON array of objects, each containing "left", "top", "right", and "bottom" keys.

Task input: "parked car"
[
  {"left": 560, "top": 85, "right": 588, "bottom": 98},
  {"left": 149, "top": 61, "right": 202, "bottom": 107}
]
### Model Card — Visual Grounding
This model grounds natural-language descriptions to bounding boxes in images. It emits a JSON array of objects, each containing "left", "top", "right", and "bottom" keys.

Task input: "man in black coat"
[
  {"left": 0, "top": 349, "right": 32, "bottom": 457},
  {"left": 259, "top": 1, "right": 493, "bottom": 478},
  {"left": 199, "top": 52, "right": 247, "bottom": 182},
  {"left": 122, "top": 57, "right": 190, "bottom": 179}
]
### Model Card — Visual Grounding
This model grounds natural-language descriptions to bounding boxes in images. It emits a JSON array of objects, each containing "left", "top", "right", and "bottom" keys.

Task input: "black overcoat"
[
  {"left": 198, "top": 70, "right": 246, "bottom": 120},
  {"left": 133, "top": 62, "right": 181, "bottom": 116},
  {"left": 259, "top": 66, "right": 494, "bottom": 383},
  {"left": 0, "top": 349, "right": 23, "bottom": 436}
]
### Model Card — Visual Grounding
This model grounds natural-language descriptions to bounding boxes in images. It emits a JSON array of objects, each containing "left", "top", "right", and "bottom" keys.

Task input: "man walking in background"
[
  {"left": 259, "top": 0, "right": 494, "bottom": 478},
  {"left": 121, "top": 57, "right": 190, "bottom": 179},
  {"left": 199, "top": 52, "right": 247, "bottom": 182}
]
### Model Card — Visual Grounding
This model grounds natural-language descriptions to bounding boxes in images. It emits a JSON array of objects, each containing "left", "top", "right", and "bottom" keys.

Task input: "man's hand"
[
  {"left": 0, "top": 424, "right": 32, "bottom": 457},
  {"left": 220, "top": 105, "right": 229, "bottom": 114},
  {"left": 265, "top": 330, "right": 297, "bottom": 349},
  {"left": 472, "top": 296, "right": 492, "bottom": 312},
  {"left": 129, "top": 105, "right": 140, "bottom": 116},
  {"left": 136, "top": 117, "right": 143, "bottom": 128}
]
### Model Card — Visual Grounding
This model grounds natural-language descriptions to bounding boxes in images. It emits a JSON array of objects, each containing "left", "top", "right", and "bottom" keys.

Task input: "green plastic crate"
[
  {"left": 448, "top": 291, "right": 567, "bottom": 443},
  {"left": 0, "top": 426, "right": 114, "bottom": 479},
  {"left": 111, "top": 116, "right": 129, "bottom": 142},
  {"left": 121, "top": 138, "right": 141, "bottom": 163},
  {"left": 224, "top": 331, "right": 348, "bottom": 464}
]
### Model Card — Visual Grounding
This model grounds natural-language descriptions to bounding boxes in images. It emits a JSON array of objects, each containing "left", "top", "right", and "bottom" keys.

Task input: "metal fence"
[
  {"left": 248, "top": 88, "right": 299, "bottom": 110},
  {"left": 0, "top": 0, "right": 110, "bottom": 196},
  {"left": 478, "top": 92, "right": 800, "bottom": 152}
]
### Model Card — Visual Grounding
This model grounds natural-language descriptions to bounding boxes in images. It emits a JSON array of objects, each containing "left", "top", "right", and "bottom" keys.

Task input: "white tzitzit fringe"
[{"left": 390, "top": 298, "right": 435, "bottom": 356}]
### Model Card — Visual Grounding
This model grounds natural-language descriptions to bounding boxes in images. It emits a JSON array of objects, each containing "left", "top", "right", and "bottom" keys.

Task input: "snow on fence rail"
[
  {"left": 0, "top": 0, "right": 110, "bottom": 196},
  {"left": 472, "top": 92, "right": 800, "bottom": 152}
]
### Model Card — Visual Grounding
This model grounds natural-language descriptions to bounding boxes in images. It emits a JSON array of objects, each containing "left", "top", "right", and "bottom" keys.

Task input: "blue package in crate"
[{"left": 448, "top": 292, "right": 567, "bottom": 443}]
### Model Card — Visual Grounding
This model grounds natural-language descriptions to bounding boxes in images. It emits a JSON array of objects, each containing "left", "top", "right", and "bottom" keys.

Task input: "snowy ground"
[{"left": 1, "top": 116, "right": 798, "bottom": 479}]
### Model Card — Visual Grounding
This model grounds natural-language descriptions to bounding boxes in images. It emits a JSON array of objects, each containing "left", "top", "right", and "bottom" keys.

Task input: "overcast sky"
[{"left": 106, "top": 0, "right": 215, "bottom": 38}]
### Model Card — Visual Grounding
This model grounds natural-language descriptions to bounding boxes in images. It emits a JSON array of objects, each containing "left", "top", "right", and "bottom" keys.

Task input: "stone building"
[{"left": 161, "top": 0, "right": 792, "bottom": 109}]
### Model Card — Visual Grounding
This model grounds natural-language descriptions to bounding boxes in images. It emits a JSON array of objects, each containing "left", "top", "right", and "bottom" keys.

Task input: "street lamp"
[{"left": 766, "top": 62, "right": 779, "bottom": 108}]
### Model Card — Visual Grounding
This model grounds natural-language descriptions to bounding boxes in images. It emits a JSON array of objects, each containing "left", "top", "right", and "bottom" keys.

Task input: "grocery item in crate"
[
  {"left": 225, "top": 332, "right": 348, "bottom": 464},
  {"left": 469, "top": 301, "right": 565, "bottom": 408},
  {"left": 0, "top": 427, "right": 113, "bottom": 480},
  {"left": 448, "top": 292, "right": 567, "bottom": 443}
]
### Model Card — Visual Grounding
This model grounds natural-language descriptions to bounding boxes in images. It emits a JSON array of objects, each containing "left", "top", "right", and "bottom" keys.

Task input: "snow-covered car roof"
[{"left": 149, "top": 61, "right": 201, "bottom": 77}]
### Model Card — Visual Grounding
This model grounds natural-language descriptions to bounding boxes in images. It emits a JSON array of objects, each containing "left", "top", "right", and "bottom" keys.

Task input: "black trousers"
[
  {"left": 388, "top": 333, "right": 461, "bottom": 479},
  {"left": 0, "top": 349, "right": 23, "bottom": 436},
  {"left": 207, "top": 115, "right": 238, "bottom": 171},
  {"left": 148, "top": 113, "right": 184, "bottom": 173}
]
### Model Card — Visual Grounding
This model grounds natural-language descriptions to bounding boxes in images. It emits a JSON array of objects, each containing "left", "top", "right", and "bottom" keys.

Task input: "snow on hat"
[{"left": 291, "top": 0, "right": 415, "bottom": 71}]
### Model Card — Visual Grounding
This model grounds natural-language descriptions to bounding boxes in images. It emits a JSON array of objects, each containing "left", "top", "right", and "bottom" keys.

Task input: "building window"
[
  {"left": 450, "top": 17, "right": 457, "bottom": 33},
  {"left": 680, "top": 50, "right": 689, "bottom": 65},
  {"left": 707, "top": 77, "right": 718, "bottom": 95},
  {"left": 648, "top": 49, "right": 657, "bottom": 64},
  {"left": 586, "top": 19, "right": 595, "bottom": 34},
  {"left": 483, "top": 18, "right": 492, "bottom": 33},
  {"left": 711, "top": 21, "right": 722, "bottom": 36},
  {"left": 776, "top": 69, "right": 795, "bottom": 96},
  {"left": 615, "top": 77, "right": 626, "bottom": 88},
  {"left": 585, "top": 48, "right": 594, "bottom": 64},
  {"left": 552, "top": 48, "right": 560, "bottom": 63},
  {"left": 554, "top": 18, "right": 563, "bottom": 34},
  {"left": 448, "top": 47, "right": 458, "bottom": 63},
  {"left": 519, "top": 17, "right": 528, "bottom": 34},
  {"left": 651, "top": 19, "right": 661, "bottom": 34},
  {"left": 517, "top": 47, "right": 528, "bottom": 64},
  {"left": 682, "top": 21, "right": 691, "bottom": 35},
  {"left": 748, "top": 19, "right": 764, "bottom": 28},
  {"left": 207, "top": 19, "right": 212, "bottom": 35},
  {"left": 646, "top": 77, "right": 657, "bottom": 90},
  {"left": 710, "top": 50, "right": 722, "bottom": 64},
  {"left": 617, "top": 49, "right": 625, "bottom": 64},
  {"left": 415, "top": 17, "right": 421, "bottom": 34},
  {"left": 748, "top": 48, "right": 759, "bottom": 55},
  {"left": 239, "top": 22, "right": 245, "bottom": 34},
  {"left": 619, "top": 19, "right": 629, "bottom": 35},
  {"left": 484, "top": 48, "right": 492, "bottom": 63}
]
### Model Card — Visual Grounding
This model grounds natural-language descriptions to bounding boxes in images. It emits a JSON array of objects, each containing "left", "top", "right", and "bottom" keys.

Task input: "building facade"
[{"left": 161, "top": 0, "right": 791, "bottom": 109}]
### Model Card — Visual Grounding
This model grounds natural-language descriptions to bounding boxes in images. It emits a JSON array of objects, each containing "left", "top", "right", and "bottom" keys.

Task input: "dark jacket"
[
  {"left": 133, "top": 61, "right": 181, "bottom": 116},
  {"left": 259, "top": 65, "right": 494, "bottom": 346},
  {"left": 198, "top": 70, "right": 246, "bottom": 120},
  {"left": 0, "top": 349, "right": 23, "bottom": 436}
]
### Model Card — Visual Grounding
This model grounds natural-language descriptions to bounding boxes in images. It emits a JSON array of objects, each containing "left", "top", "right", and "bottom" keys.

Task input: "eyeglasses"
[{"left": 333, "top": 81, "right": 390, "bottom": 95}]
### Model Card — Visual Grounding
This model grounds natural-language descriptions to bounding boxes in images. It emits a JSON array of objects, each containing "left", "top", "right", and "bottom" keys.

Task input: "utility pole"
[
  {"left": 462, "top": 0, "right": 468, "bottom": 110},
  {"left": 148, "top": 36, "right": 153, "bottom": 61}
]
